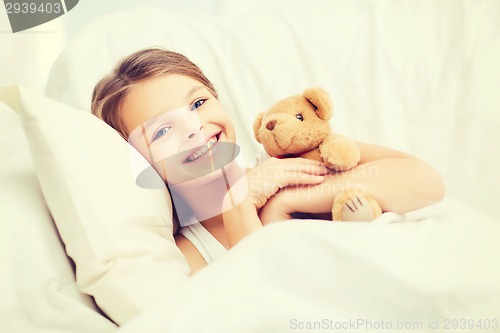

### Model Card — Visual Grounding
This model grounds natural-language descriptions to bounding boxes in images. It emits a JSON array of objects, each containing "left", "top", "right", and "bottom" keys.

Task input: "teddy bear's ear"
[
  {"left": 303, "top": 87, "right": 333, "bottom": 120},
  {"left": 253, "top": 112, "right": 264, "bottom": 143}
]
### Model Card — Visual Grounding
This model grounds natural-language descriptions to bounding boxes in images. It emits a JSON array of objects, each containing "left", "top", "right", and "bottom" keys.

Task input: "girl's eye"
[
  {"left": 152, "top": 126, "right": 171, "bottom": 142},
  {"left": 191, "top": 99, "right": 207, "bottom": 111}
]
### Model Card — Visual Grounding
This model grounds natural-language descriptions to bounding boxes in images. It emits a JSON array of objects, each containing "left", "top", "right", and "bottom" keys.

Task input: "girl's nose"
[{"left": 187, "top": 126, "right": 203, "bottom": 140}]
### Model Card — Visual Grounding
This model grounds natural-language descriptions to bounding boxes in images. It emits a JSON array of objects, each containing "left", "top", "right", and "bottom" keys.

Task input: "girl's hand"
[
  {"left": 221, "top": 157, "right": 328, "bottom": 248},
  {"left": 244, "top": 157, "right": 330, "bottom": 209}
]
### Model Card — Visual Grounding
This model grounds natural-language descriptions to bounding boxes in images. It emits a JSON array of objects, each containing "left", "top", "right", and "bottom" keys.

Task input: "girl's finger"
[
  {"left": 281, "top": 172, "right": 325, "bottom": 186},
  {"left": 278, "top": 162, "right": 330, "bottom": 175}
]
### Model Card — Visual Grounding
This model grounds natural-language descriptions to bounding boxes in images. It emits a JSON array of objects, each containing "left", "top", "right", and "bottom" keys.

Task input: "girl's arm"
[
  {"left": 350, "top": 140, "right": 445, "bottom": 212},
  {"left": 174, "top": 234, "right": 208, "bottom": 275},
  {"left": 259, "top": 141, "right": 446, "bottom": 223},
  {"left": 222, "top": 198, "right": 262, "bottom": 248}
]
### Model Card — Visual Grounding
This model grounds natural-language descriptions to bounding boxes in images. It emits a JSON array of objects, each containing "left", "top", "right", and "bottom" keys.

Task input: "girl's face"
[{"left": 122, "top": 74, "right": 237, "bottom": 184}]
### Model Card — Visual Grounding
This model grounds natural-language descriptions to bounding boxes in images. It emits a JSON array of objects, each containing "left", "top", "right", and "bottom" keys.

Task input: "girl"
[{"left": 91, "top": 48, "right": 445, "bottom": 274}]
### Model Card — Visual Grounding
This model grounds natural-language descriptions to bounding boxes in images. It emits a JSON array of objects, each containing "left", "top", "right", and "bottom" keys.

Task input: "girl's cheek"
[{"left": 151, "top": 141, "right": 175, "bottom": 162}]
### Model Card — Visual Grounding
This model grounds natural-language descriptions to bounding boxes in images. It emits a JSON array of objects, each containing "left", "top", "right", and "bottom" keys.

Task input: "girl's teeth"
[{"left": 185, "top": 136, "right": 218, "bottom": 162}]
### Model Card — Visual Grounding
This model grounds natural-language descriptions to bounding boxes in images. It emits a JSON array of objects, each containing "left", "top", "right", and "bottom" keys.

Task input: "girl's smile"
[{"left": 183, "top": 132, "right": 221, "bottom": 164}]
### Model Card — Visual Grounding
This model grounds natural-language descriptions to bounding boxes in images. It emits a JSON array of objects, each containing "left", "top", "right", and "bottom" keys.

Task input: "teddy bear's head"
[{"left": 253, "top": 87, "right": 333, "bottom": 157}]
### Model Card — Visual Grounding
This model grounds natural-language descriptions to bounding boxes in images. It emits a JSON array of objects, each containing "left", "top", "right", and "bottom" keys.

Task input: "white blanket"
[{"left": 118, "top": 199, "right": 500, "bottom": 333}]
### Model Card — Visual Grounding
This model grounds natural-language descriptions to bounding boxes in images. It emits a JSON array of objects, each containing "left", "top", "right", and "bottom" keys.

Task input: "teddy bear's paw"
[
  {"left": 323, "top": 154, "right": 358, "bottom": 172},
  {"left": 332, "top": 190, "right": 382, "bottom": 222},
  {"left": 320, "top": 139, "right": 360, "bottom": 171}
]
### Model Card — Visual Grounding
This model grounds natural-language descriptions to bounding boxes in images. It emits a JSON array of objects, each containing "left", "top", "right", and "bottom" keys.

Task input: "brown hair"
[{"left": 91, "top": 47, "right": 218, "bottom": 140}]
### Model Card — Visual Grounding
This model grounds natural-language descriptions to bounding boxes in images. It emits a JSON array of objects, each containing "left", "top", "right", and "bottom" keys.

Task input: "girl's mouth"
[{"left": 183, "top": 133, "right": 221, "bottom": 164}]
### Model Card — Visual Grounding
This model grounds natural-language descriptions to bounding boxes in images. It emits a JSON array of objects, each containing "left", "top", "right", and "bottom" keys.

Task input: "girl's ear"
[
  {"left": 303, "top": 87, "right": 333, "bottom": 120},
  {"left": 253, "top": 112, "right": 264, "bottom": 143}
]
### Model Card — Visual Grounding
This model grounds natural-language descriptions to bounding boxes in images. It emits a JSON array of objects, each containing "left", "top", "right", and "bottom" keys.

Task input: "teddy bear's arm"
[{"left": 319, "top": 135, "right": 361, "bottom": 171}]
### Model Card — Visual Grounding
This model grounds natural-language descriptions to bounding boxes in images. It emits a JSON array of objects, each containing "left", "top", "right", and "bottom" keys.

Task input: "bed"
[{"left": 1, "top": 1, "right": 499, "bottom": 332}]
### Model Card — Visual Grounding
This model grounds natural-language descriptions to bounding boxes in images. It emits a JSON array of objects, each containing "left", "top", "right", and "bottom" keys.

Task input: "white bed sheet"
[{"left": 118, "top": 198, "right": 500, "bottom": 333}]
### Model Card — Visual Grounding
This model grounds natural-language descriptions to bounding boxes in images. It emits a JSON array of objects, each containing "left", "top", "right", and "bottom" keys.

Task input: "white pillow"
[
  {"left": 1, "top": 84, "right": 190, "bottom": 325},
  {"left": 0, "top": 99, "right": 116, "bottom": 332}
]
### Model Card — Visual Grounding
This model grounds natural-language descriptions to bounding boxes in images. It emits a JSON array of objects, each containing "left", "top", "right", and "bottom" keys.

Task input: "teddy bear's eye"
[{"left": 295, "top": 113, "right": 304, "bottom": 121}]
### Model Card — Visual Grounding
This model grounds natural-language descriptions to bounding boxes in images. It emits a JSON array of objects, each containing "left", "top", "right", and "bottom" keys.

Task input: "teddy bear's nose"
[{"left": 266, "top": 120, "right": 277, "bottom": 131}]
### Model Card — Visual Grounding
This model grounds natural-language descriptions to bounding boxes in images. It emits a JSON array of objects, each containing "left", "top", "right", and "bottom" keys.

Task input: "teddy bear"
[{"left": 253, "top": 87, "right": 382, "bottom": 221}]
